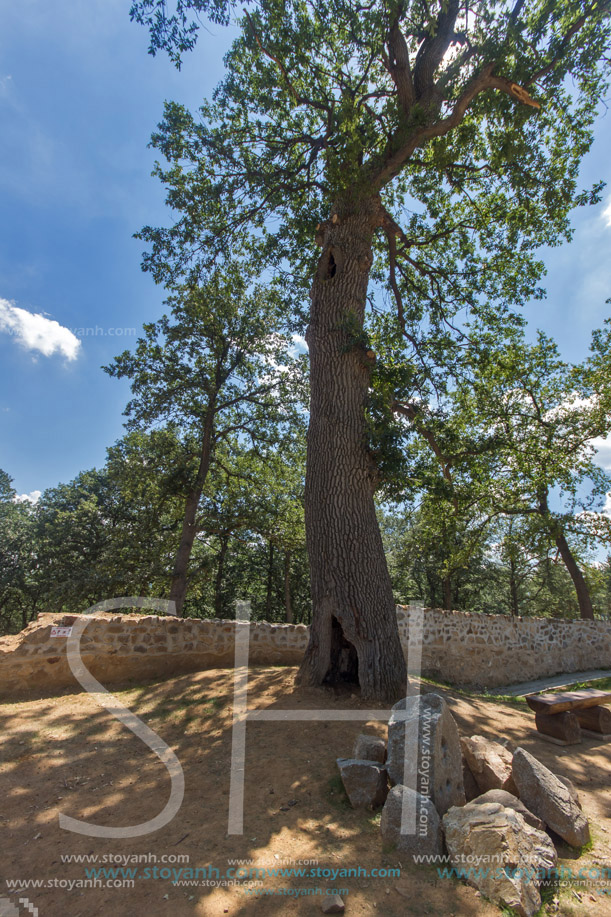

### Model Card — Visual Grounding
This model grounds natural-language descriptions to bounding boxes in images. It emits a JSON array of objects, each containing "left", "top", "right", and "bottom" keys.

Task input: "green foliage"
[
  {"left": 132, "top": 0, "right": 610, "bottom": 340},
  {"left": 128, "top": 0, "right": 611, "bottom": 629},
  {"left": 0, "top": 471, "right": 37, "bottom": 633}
]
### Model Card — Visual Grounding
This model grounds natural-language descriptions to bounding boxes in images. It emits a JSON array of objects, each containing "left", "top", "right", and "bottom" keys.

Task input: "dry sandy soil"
[{"left": 0, "top": 667, "right": 610, "bottom": 917}]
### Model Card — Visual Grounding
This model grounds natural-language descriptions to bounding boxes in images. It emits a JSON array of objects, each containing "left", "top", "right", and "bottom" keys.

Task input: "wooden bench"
[{"left": 525, "top": 689, "right": 611, "bottom": 745}]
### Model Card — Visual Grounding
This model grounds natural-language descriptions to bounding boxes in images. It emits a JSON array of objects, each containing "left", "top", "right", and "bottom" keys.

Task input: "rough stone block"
[
  {"left": 352, "top": 734, "right": 386, "bottom": 764},
  {"left": 461, "top": 735, "right": 518, "bottom": 795},
  {"left": 512, "top": 747, "right": 590, "bottom": 847},
  {"left": 380, "top": 785, "right": 443, "bottom": 859},
  {"left": 387, "top": 693, "right": 465, "bottom": 814},
  {"left": 469, "top": 789, "right": 545, "bottom": 831},
  {"left": 336, "top": 758, "right": 388, "bottom": 809},
  {"left": 442, "top": 800, "right": 557, "bottom": 917}
]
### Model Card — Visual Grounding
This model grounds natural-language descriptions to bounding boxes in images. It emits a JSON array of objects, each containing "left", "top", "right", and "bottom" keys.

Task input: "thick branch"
[
  {"left": 388, "top": 18, "right": 415, "bottom": 114},
  {"left": 413, "top": 0, "right": 461, "bottom": 102},
  {"left": 371, "top": 60, "right": 545, "bottom": 188}
]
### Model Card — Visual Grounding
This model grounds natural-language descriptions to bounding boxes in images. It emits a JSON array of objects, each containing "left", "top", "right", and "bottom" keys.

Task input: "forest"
[{"left": 1, "top": 0, "right": 610, "bottom": 699}]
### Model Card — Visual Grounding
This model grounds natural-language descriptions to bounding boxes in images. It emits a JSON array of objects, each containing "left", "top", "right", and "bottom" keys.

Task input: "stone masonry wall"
[
  {"left": 0, "top": 607, "right": 609, "bottom": 697},
  {"left": 395, "top": 606, "right": 611, "bottom": 688}
]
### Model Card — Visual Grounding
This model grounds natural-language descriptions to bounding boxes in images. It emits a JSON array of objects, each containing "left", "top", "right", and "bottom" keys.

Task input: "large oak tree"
[{"left": 130, "top": 0, "right": 611, "bottom": 699}]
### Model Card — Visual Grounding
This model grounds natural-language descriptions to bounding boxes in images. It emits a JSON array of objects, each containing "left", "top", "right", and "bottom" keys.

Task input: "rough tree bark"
[
  {"left": 297, "top": 197, "right": 407, "bottom": 702},
  {"left": 509, "top": 557, "right": 520, "bottom": 617},
  {"left": 539, "top": 489, "right": 594, "bottom": 621},
  {"left": 214, "top": 532, "right": 229, "bottom": 618},
  {"left": 169, "top": 410, "right": 215, "bottom": 616},
  {"left": 284, "top": 550, "right": 293, "bottom": 623},
  {"left": 554, "top": 530, "right": 595, "bottom": 620},
  {"left": 265, "top": 540, "right": 275, "bottom": 618},
  {"left": 442, "top": 576, "right": 452, "bottom": 612}
]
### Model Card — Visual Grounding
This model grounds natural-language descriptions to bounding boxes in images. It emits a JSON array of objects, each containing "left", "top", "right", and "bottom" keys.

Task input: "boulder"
[
  {"left": 336, "top": 758, "right": 388, "bottom": 809},
  {"left": 442, "top": 801, "right": 557, "bottom": 917},
  {"left": 512, "top": 747, "right": 590, "bottom": 847},
  {"left": 380, "top": 785, "right": 443, "bottom": 858},
  {"left": 462, "top": 758, "right": 480, "bottom": 802},
  {"left": 470, "top": 789, "right": 545, "bottom": 831},
  {"left": 461, "top": 735, "right": 518, "bottom": 795},
  {"left": 387, "top": 693, "right": 465, "bottom": 814},
  {"left": 557, "top": 774, "right": 582, "bottom": 810},
  {"left": 353, "top": 733, "right": 386, "bottom": 764}
]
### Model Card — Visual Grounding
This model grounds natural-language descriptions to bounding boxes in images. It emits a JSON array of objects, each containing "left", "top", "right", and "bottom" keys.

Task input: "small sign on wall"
[{"left": 50, "top": 626, "right": 73, "bottom": 638}]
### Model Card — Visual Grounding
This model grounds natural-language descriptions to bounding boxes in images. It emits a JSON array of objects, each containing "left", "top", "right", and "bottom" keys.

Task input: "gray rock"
[
  {"left": 442, "top": 801, "right": 557, "bottom": 917},
  {"left": 321, "top": 894, "right": 345, "bottom": 914},
  {"left": 380, "top": 785, "right": 443, "bottom": 859},
  {"left": 387, "top": 693, "right": 465, "bottom": 814},
  {"left": 461, "top": 735, "right": 518, "bottom": 795},
  {"left": 557, "top": 774, "right": 582, "bottom": 810},
  {"left": 512, "top": 747, "right": 590, "bottom": 847},
  {"left": 353, "top": 733, "right": 386, "bottom": 763},
  {"left": 336, "top": 758, "right": 388, "bottom": 809},
  {"left": 470, "top": 789, "right": 545, "bottom": 831},
  {"left": 462, "top": 757, "right": 480, "bottom": 802}
]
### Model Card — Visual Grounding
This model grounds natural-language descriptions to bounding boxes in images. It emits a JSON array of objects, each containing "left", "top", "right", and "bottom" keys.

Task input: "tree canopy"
[{"left": 127, "top": 0, "right": 611, "bottom": 699}]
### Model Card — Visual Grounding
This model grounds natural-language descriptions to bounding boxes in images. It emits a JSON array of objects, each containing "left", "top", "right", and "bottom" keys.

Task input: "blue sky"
[{"left": 1, "top": 0, "right": 611, "bottom": 501}]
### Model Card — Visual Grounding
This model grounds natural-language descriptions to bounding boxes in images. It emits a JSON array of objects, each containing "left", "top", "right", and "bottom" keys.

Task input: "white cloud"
[
  {"left": 291, "top": 333, "right": 308, "bottom": 354},
  {"left": 0, "top": 298, "right": 81, "bottom": 360},
  {"left": 14, "top": 490, "right": 41, "bottom": 505},
  {"left": 592, "top": 435, "right": 611, "bottom": 471},
  {"left": 602, "top": 196, "right": 611, "bottom": 228}
]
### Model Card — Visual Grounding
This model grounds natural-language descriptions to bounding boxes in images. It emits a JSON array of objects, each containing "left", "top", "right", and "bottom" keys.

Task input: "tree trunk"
[
  {"left": 509, "top": 557, "right": 519, "bottom": 617},
  {"left": 169, "top": 410, "right": 215, "bottom": 616},
  {"left": 442, "top": 575, "right": 452, "bottom": 611},
  {"left": 265, "top": 540, "right": 275, "bottom": 619},
  {"left": 554, "top": 530, "right": 595, "bottom": 620},
  {"left": 539, "top": 489, "right": 594, "bottom": 620},
  {"left": 284, "top": 550, "right": 293, "bottom": 623},
  {"left": 214, "top": 533, "right": 229, "bottom": 618},
  {"left": 297, "top": 199, "right": 407, "bottom": 702}
]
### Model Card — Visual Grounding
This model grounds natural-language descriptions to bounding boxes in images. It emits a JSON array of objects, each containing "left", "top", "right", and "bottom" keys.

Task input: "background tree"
[
  {"left": 0, "top": 471, "right": 37, "bottom": 633},
  {"left": 104, "top": 263, "right": 302, "bottom": 614},
  {"left": 373, "top": 318, "right": 611, "bottom": 617},
  {"left": 30, "top": 432, "right": 187, "bottom": 616},
  {"left": 130, "top": 0, "right": 611, "bottom": 700},
  {"left": 456, "top": 328, "right": 611, "bottom": 618}
]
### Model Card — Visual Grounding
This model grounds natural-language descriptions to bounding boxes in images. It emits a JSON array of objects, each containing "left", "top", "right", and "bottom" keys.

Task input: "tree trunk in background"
[
  {"left": 169, "top": 410, "right": 215, "bottom": 616},
  {"left": 297, "top": 199, "right": 407, "bottom": 703},
  {"left": 214, "top": 533, "right": 229, "bottom": 618},
  {"left": 538, "top": 489, "right": 594, "bottom": 620},
  {"left": 265, "top": 540, "right": 275, "bottom": 619},
  {"left": 284, "top": 550, "right": 293, "bottom": 623},
  {"left": 554, "top": 530, "right": 595, "bottom": 620},
  {"left": 509, "top": 557, "right": 519, "bottom": 617},
  {"left": 443, "top": 576, "right": 452, "bottom": 611}
]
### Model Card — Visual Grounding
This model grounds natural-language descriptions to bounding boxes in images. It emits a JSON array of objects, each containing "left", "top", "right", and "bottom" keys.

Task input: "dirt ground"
[{"left": 1, "top": 667, "right": 610, "bottom": 917}]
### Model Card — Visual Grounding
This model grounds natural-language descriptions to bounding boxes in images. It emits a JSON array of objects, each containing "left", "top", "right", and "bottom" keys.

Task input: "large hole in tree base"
[{"left": 323, "top": 616, "right": 359, "bottom": 687}]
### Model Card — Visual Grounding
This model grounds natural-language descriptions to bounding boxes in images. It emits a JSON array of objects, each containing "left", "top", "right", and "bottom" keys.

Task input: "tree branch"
[
  {"left": 244, "top": 9, "right": 330, "bottom": 113},
  {"left": 387, "top": 18, "right": 415, "bottom": 114}
]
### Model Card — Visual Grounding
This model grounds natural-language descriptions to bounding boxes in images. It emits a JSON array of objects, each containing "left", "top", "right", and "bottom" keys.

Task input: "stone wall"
[
  {"left": 395, "top": 606, "right": 611, "bottom": 688},
  {"left": 0, "top": 613, "right": 309, "bottom": 698},
  {"left": 0, "top": 607, "right": 610, "bottom": 697}
]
